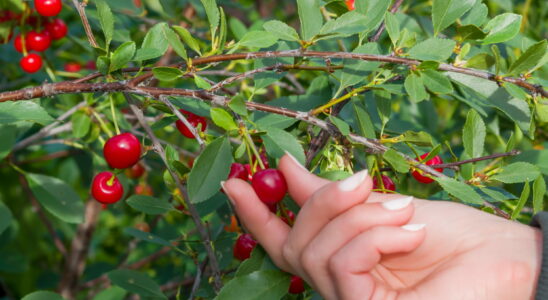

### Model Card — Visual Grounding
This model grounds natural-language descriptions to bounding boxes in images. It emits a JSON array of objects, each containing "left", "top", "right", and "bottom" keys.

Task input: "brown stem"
[
  {"left": 369, "top": 0, "right": 405, "bottom": 42},
  {"left": 71, "top": 0, "right": 99, "bottom": 48}
]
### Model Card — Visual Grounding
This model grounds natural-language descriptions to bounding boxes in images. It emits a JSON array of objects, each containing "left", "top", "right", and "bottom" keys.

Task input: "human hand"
[{"left": 222, "top": 154, "right": 542, "bottom": 300}]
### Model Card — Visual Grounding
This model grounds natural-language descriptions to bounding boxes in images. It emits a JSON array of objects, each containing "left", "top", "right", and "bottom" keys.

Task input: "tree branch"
[{"left": 71, "top": 0, "right": 98, "bottom": 48}]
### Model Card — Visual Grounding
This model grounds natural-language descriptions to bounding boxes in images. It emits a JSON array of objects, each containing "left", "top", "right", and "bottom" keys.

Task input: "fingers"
[
  {"left": 329, "top": 225, "right": 426, "bottom": 300},
  {"left": 278, "top": 153, "right": 330, "bottom": 206},
  {"left": 301, "top": 197, "right": 415, "bottom": 299},
  {"left": 222, "top": 179, "right": 293, "bottom": 272}
]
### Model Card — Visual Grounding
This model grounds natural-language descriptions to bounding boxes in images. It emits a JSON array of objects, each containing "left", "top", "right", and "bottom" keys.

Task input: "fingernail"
[
  {"left": 285, "top": 151, "right": 307, "bottom": 171},
  {"left": 401, "top": 224, "right": 426, "bottom": 231},
  {"left": 382, "top": 196, "right": 414, "bottom": 211},
  {"left": 220, "top": 181, "right": 236, "bottom": 206},
  {"left": 338, "top": 169, "right": 368, "bottom": 191}
]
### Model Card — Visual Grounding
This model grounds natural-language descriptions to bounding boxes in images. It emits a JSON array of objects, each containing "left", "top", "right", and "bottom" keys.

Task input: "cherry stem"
[
  {"left": 106, "top": 174, "right": 116, "bottom": 186},
  {"left": 91, "top": 109, "right": 114, "bottom": 138},
  {"left": 110, "top": 94, "right": 121, "bottom": 135}
]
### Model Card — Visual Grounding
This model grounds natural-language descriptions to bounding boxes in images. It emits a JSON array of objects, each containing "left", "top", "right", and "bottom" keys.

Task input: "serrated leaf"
[
  {"left": 210, "top": 108, "right": 238, "bottom": 131},
  {"left": 110, "top": 41, "right": 136, "bottom": 72},
  {"left": 139, "top": 23, "right": 169, "bottom": 60},
  {"left": 511, "top": 181, "right": 530, "bottom": 220},
  {"left": 239, "top": 31, "right": 279, "bottom": 48},
  {"left": 432, "top": 0, "right": 475, "bottom": 35},
  {"left": 26, "top": 173, "right": 85, "bottom": 224},
  {"left": 421, "top": 70, "right": 453, "bottom": 94},
  {"left": 318, "top": 11, "right": 369, "bottom": 38},
  {"left": 152, "top": 67, "right": 183, "bottom": 81},
  {"left": 456, "top": 24, "right": 487, "bottom": 41},
  {"left": 436, "top": 177, "right": 484, "bottom": 204},
  {"left": 71, "top": 110, "right": 91, "bottom": 139},
  {"left": 188, "top": 137, "right": 233, "bottom": 203},
  {"left": 461, "top": 2, "right": 488, "bottom": 26},
  {"left": 352, "top": 103, "right": 376, "bottom": 139},
  {"left": 200, "top": 0, "right": 220, "bottom": 38},
  {"left": 108, "top": 270, "right": 167, "bottom": 299},
  {"left": 0, "top": 201, "right": 12, "bottom": 236},
  {"left": 404, "top": 72, "right": 428, "bottom": 103},
  {"left": 215, "top": 270, "right": 290, "bottom": 300},
  {"left": 229, "top": 95, "right": 248, "bottom": 116},
  {"left": 0, "top": 101, "right": 53, "bottom": 125},
  {"left": 383, "top": 149, "right": 410, "bottom": 173},
  {"left": 126, "top": 195, "right": 173, "bottom": 215},
  {"left": 329, "top": 115, "right": 350, "bottom": 136},
  {"left": 262, "top": 127, "right": 306, "bottom": 165},
  {"left": 482, "top": 13, "right": 522, "bottom": 45},
  {"left": 356, "top": 0, "right": 391, "bottom": 37},
  {"left": 491, "top": 162, "right": 541, "bottom": 183},
  {"left": 164, "top": 26, "right": 187, "bottom": 61},
  {"left": 263, "top": 20, "right": 300, "bottom": 42},
  {"left": 463, "top": 109, "right": 485, "bottom": 158},
  {"left": 95, "top": 0, "right": 114, "bottom": 48},
  {"left": 297, "top": 0, "right": 323, "bottom": 41},
  {"left": 507, "top": 40, "right": 547, "bottom": 76},
  {"left": 533, "top": 176, "right": 546, "bottom": 214},
  {"left": 385, "top": 12, "right": 400, "bottom": 45},
  {"left": 172, "top": 26, "right": 201, "bottom": 55},
  {"left": 465, "top": 53, "right": 495, "bottom": 70},
  {"left": 408, "top": 38, "right": 456, "bottom": 61},
  {"left": 22, "top": 291, "right": 65, "bottom": 300}
]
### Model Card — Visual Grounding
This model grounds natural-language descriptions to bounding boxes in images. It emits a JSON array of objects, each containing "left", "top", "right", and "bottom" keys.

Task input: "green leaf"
[
  {"left": 71, "top": 110, "right": 91, "bottom": 139},
  {"left": 188, "top": 137, "right": 233, "bottom": 203},
  {"left": 215, "top": 270, "right": 291, "bottom": 300},
  {"left": 383, "top": 149, "right": 410, "bottom": 173},
  {"left": 482, "top": 13, "right": 522, "bottom": 45},
  {"left": 456, "top": 24, "right": 487, "bottom": 41},
  {"left": 352, "top": 103, "right": 376, "bottom": 139},
  {"left": 126, "top": 195, "right": 173, "bottom": 215},
  {"left": 533, "top": 176, "right": 546, "bottom": 214},
  {"left": 194, "top": 75, "right": 212, "bottom": 89},
  {"left": 108, "top": 269, "right": 167, "bottom": 299},
  {"left": 210, "top": 108, "right": 238, "bottom": 131},
  {"left": 26, "top": 173, "right": 85, "bottom": 224},
  {"left": 408, "top": 38, "right": 456, "bottom": 61},
  {"left": 200, "top": 0, "right": 220, "bottom": 38},
  {"left": 432, "top": 0, "right": 475, "bottom": 35},
  {"left": 319, "top": 11, "right": 369, "bottom": 38},
  {"left": 229, "top": 95, "right": 248, "bottom": 116},
  {"left": 22, "top": 291, "right": 65, "bottom": 300},
  {"left": 404, "top": 72, "right": 428, "bottom": 103},
  {"left": 511, "top": 181, "right": 530, "bottom": 220},
  {"left": 110, "top": 41, "right": 136, "bottom": 72},
  {"left": 152, "top": 67, "right": 183, "bottom": 81},
  {"left": 0, "top": 101, "right": 53, "bottom": 125},
  {"left": 92, "top": 286, "right": 127, "bottom": 300},
  {"left": 263, "top": 127, "right": 306, "bottom": 165},
  {"left": 436, "top": 177, "right": 484, "bottom": 204},
  {"left": 536, "top": 102, "right": 548, "bottom": 123},
  {"left": 339, "top": 43, "right": 381, "bottom": 90},
  {"left": 138, "top": 23, "right": 169, "bottom": 60},
  {"left": 461, "top": 1, "right": 488, "bottom": 26},
  {"left": 492, "top": 162, "right": 541, "bottom": 183},
  {"left": 465, "top": 53, "right": 495, "bottom": 70},
  {"left": 0, "top": 125, "right": 17, "bottom": 160},
  {"left": 297, "top": 0, "right": 323, "bottom": 41},
  {"left": 239, "top": 31, "right": 279, "bottom": 48},
  {"left": 384, "top": 12, "right": 400, "bottom": 45},
  {"left": 356, "top": 0, "right": 391, "bottom": 36},
  {"left": 172, "top": 26, "right": 201, "bottom": 55},
  {"left": 488, "top": 88, "right": 531, "bottom": 134},
  {"left": 164, "top": 26, "right": 187, "bottom": 61},
  {"left": 95, "top": 0, "right": 114, "bottom": 48},
  {"left": 124, "top": 227, "right": 173, "bottom": 247},
  {"left": 399, "top": 131, "right": 433, "bottom": 146},
  {"left": 421, "top": 70, "right": 453, "bottom": 94},
  {"left": 329, "top": 115, "right": 351, "bottom": 136},
  {"left": 0, "top": 201, "right": 12, "bottom": 236},
  {"left": 263, "top": 20, "right": 300, "bottom": 42},
  {"left": 462, "top": 109, "right": 485, "bottom": 158},
  {"left": 507, "top": 40, "right": 547, "bottom": 76}
]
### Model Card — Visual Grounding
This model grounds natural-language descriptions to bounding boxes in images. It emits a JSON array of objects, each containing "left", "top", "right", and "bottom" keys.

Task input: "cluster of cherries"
[{"left": 0, "top": 0, "right": 68, "bottom": 73}]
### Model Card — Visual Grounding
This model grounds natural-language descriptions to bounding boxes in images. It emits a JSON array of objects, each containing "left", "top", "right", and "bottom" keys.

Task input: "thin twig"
[
  {"left": 369, "top": 0, "right": 405, "bottom": 42},
  {"left": 71, "top": 0, "right": 99, "bottom": 48},
  {"left": 157, "top": 96, "right": 206, "bottom": 150}
]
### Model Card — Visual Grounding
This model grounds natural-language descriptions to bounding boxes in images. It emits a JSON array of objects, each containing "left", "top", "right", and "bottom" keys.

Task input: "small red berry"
[
  {"left": 251, "top": 152, "right": 269, "bottom": 170},
  {"left": 228, "top": 163, "right": 248, "bottom": 181},
  {"left": 345, "top": 0, "right": 355, "bottom": 10},
  {"left": 27, "top": 30, "right": 51, "bottom": 52},
  {"left": 134, "top": 183, "right": 153, "bottom": 196},
  {"left": 85, "top": 60, "right": 97, "bottom": 70},
  {"left": 244, "top": 164, "right": 253, "bottom": 180},
  {"left": 64, "top": 62, "right": 82, "bottom": 72},
  {"left": 91, "top": 172, "right": 124, "bottom": 205},
  {"left": 288, "top": 275, "right": 305, "bottom": 294},
  {"left": 45, "top": 18, "right": 67, "bottom": 40},
  {"left": 373, "top": 175, "right": 396, "bottom": 192},
  {"left": 103, "top": 133, "right": 142, "bottom": 169},
  {"left": 14, "top": 35, "right": 24, "bottom": 52},
  {"left": 281, "top": 210, "right": 296, "bottom": 226},
  {"left": 125, "top": 163, "right": 145, "bottom": 179},
  {"left": 251, "top": 169, "right": 288, "bottom": 206},
  {"left": 175, "top": 110, "right": 207, "bottom": 139},
  {"left": 34, "top": 0, "right": 63, "bottom": 17},
  {"left": 233, "top": 233, "right": 257, "bottom": 261},
  {"left": 20, "top": 54, "right": 43, "bottom": 73},
  {"left": 411, "top": 153, "right": 443, "bottom": 184}
]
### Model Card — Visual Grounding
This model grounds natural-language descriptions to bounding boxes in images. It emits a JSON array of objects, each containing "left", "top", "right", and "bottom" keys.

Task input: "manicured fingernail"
[
  {"left": 220, "top": 181, "right": 236, "bottom": 206},
  {"left": 285, "top": 151, "right": 307, "bottom": 171},
  {"left": 339, "top": 169, "right": 368, "bottom": 191},
  {"left": 382, "top": 196, "right": 414, "bottom": 211},
  {"left": 401, "top": 224, "right": 426, "bottom": 231}
]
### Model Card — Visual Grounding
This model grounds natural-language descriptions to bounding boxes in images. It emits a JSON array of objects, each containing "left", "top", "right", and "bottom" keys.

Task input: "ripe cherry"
[
  {"left": 91, "top": 172, "right": 124, "bottom": 205},
  {"left": 134, "top": 183, "right": 153, "bottom": 196},
  {"left": 288, "top": 275, "right": 305, "bottom": 294},
  {"left": 20, "top": 54, "right": 43, "bottom": 73},
  {"left": 64, "top": 62, "right": 82, "bottom": 72},
  {"left": 85, "top": 60, "right": 97, "bottom": 70},
  {"left": 251, "top": 151, "right": 269, "bottom": 170},
  {"left": 45, "top": 18, "right": 67, "bottom": 40},
  {"left": 373, "top": 175, "right": 396, "bottom": 193},
  {"left": 228, "top": 163, "right": 248, "bottom": 181},
  {"left": 345, "top": 0, "right": 355, "bottom": 10},
  {"left": 233, "top": 233, "right": 257, "bottom": 261},
  {"left": 411, "top": 153, "right": 443, "bottom": 184},
  {"left": 14, "top": 35, "right": 24, "bottom": 53},
  {"left": 27, "top": 31, "right": 51, "bottom": 52},
  {"left": 34, "top": 0, "right": 63, "bottom": 17},
  {"left": 251, "top": 169, "right": 288, "bottom": 206},
  {"left": 175, "top": 110, "right": 207, "bottom": 139},
  {"left": 103, "top": 133, "right": 142, "bottom": 169},
  {"left": 125, "top": 163, "right": 145, "bottom": 179}
]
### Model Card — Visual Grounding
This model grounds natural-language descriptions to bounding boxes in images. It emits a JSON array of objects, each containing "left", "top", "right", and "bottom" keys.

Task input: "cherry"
[
  {"left": 373, "top": 175, "right": 396, "bottom": 193},
  {"left": 85, "top": 60, "right": 97, "bottom": 70},
  {"left": 14, "top": 35, "right": 24, "bottom": 53},
  {"left": 345, "top": 0, "right": 355, "bottom": 10},
  {"left": 20, "top": 54, "right": 43, "bottom": 73},
  {"left": 34, "top": 0, "right": 63, "bottom": 17},
  {"left": 411, "top": 153, "right": 443, "bottom": 184},
  {"left": 27, "top": 31, "right": 51, "bottom": 52},
  {"left": 228, "top": 163, "right": 248, "bottom": 181},
  {"left": 91, "top": 172, "right": 124, "bottom": 205},
  {"left": 125, "top": 163, "right": 145, "bottom": 179},
  {"left": 175, "top": 110, "right": 208, "bottom": 139},
  {"left": 64, "top": 62, "right": 82, "bottom": 72},
  {"left": 103, "top": 133, "right": 142, "bottom": 169},
  {"left": 45, "top": 18, "right": 67, "bottom": 40},
  {"left": 281, "top": 209, "right": 296, "bottom": 226},
  {"left": 244, "top": 164, "right": 253, "bottom": 180},
  {"left": 233, "top": 233, "right": 257, "bottom": 261},
  {"left": 251, "top": 169, "right": 288, "bottom": 206},
  {"left": 251, "top": 151, "right": 270, "bottom": 170},
  {"left": 288, "top": 275, "right": 305, "bottom": 294},
  {"left": 134, "top": 183, "right": 153, "bottom": 196}
]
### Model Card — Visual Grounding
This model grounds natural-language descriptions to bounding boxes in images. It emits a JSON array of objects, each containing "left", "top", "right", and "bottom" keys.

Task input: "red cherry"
[
  {"left": 251, "top": 169, "right": 288, "bottom": 206},
  {"left": 251, "top": 151, "right": 269, "bottom": 169},
  {"left": 244, "top": 164, "right": 253, "bottom": 180},
  {"left": 281, "top": 210, "right": 296, "bottom": 226},
  {"left": 45, "top": 18, "right": 67, "bottom": 40},
  {"left": 411, "top": 153, "right": 443, "bottom": 184},
  {"left": 288, "top": 275, "right": 305, "bottom": 294},
  {"left": 14, "top": 35, "right": 24, "bottom": 53},
  {"left": 91, "top": 172, "right": 124, "bottom": 205},
  {"left": 103, "top": 133, "right": 142, "bottom": 169},
  {"left": 64, "top": 62, "right": 82, "bottom": 72},
  {"left": 228, "top": 163, "right": 248, "bottom": 181},
  {"left": 34, "top": 0, "right": 63, "bottom": 17},
  {"left": 134, "top": 183, "right": 153, "bottom": 196},
  {"left": 85, "top": 60, "right": 97, "bottom": 70},
  {"left": 125, "top": 163, "right": 145, "bottom": 179},
  {"left": 345, "top": 0, "right": 355, "bottom": 10},
  {"left": 26, "top": 15, "right": 41, "bottom": 27},
  {"left": 233, "top": 233, "right": 257, "bottom": 261},
  {"left": 175, "top": 111, "right": 207, "bottom": 139},
  {"left": 20, "top": 54, "right": 43, "bottom": 73},
  {"left": 373, "top": 175, "right": 396, "bottom": 193},
  {"left": 27, "top": 31, "right": 51, "bottom": 52}
]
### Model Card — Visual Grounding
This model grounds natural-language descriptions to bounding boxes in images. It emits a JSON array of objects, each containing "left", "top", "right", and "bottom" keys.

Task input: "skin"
[{"left": 223, "top": 154, "right": 542, "bottom": 300}]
